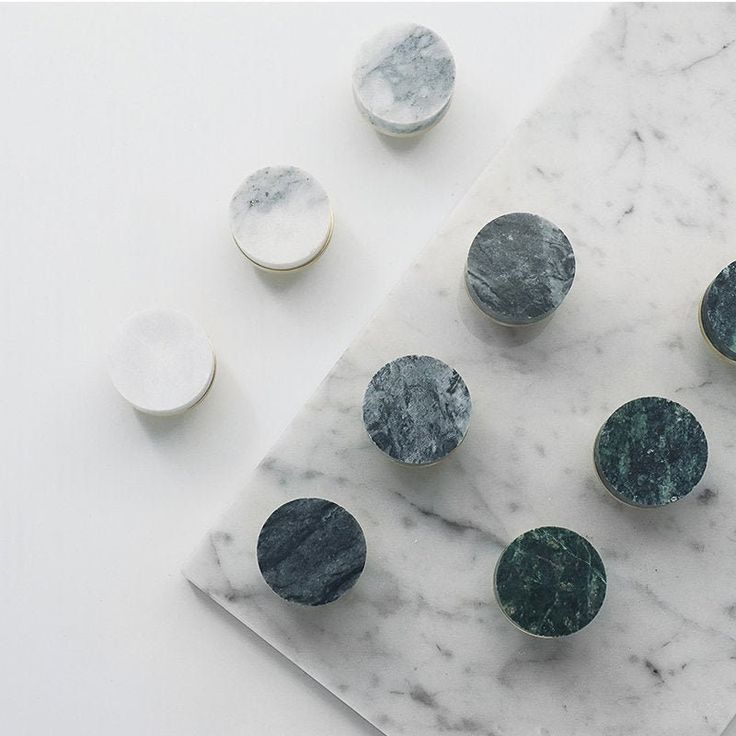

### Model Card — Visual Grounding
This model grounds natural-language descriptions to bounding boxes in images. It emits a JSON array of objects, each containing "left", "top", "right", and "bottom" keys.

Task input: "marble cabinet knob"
[
  {"left": 494, "top": 526, "right": 607, "bottom": 638},
  {"left": 700, "top": 260, "right": 736, "bottom": 362},
  {"left": 594, "top": 396, "right": 708, "bottom": 507},
  {"left": 465, "top": 212, "right": 576, "bottom": 326},
  {"left": 352, "top": 23, "right": 456, "bottom": 137},
  {"left": 229, "top": 165, "right": 334, "bottom": 271},
  {"left": 107, "top": 308, "right": 216, "bottom": 416},
  {"left": 362, "top": 354, "right": 471, "bottom": 466},
  {"left": 256, "top": 498, "right": 367, "bottom": 606}
]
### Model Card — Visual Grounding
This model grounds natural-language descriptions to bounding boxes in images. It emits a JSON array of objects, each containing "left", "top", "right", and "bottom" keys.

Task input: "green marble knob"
[
  {"left": 594, "top": 397, "right": 707, "bottom": 508},
  {"left": 494, "top": 526, "right": 607, "bottom": 638},
  {"left": 701, "top": 261, "right": 736, "bottom": 362}
]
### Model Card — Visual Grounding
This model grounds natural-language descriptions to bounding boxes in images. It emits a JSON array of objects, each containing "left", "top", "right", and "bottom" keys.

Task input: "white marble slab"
[{"left": 186, "top": 5, "right": 736, "bottom": 734}]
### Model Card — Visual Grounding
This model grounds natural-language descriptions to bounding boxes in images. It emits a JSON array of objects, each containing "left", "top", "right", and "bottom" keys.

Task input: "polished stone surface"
[
  {"left": 352, "top": 23, "right": 455, "bottom": 137},
  {"left": 187, "top": 7, "right": 736, "bottom": 735},
  {"left": 362, "top": 355, "right": 471, "bottom": 465},
  {"left": 257, "top": 498, "right": 366, "bottom": 606},
  {"left": 495, "top": 526, "right": 607, "bottom": 638},
  {"left": 229, "top": 165, "right": 333, "bottom": 271},
  {"left": 465, "top": 212, "right": 575, "bottom": 325},
  {"left": 107, "top": 308, "right": 215, "bottom": 416},
  {"left": 701, "top": 261, "right": 736, "bottom": 361},
  {"left": 594, "top": 397, "right": 708, "bottom": 507}
]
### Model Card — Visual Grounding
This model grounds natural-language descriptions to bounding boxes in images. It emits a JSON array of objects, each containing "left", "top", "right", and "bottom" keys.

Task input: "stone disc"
[
  {"left": 701, "top": 260, "right": 736, "bottom": 362},
  {"left": 494, "top": 526, "right": 607, "bottom": 638},
  {"left": 256, "top": 498, "right": 367, "bottom": 606},
  {"left": 229, "top": 165, "right": 333, "bottom": 271},
  {"left": 594, "top": 396, "right": 708, "bottom": 507},
  {"left": 465, "top": 212, "right": 575, "bottom": 326},
  {"left": 362, "top": 355, "right": 471, "bottom": 465},
  {"left": 107, "top": 308, "right": 215, "bottom": 416},
  {"left": 352, "top": 23, "right": 455, "bottom": 137}
]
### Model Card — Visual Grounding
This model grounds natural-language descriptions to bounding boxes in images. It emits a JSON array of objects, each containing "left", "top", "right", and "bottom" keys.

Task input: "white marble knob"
[
  {"left": 229, "top": 165, "right": 334, "bottom": 271},
  {"left": 107, "top": 308, "right": 216, "bottom": 416},
  {"left": 352, "top": 23, "right": 456, "bottom": 137}
]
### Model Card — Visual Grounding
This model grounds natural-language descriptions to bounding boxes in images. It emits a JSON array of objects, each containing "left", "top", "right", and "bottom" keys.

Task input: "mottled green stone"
[
  {"left": 701, "top": 261, "right": 736, "bottom": 361},
  {"left": 594, "top": 396, "right": 707, "bottom": 508},
  {"left": 494, "top": 527, "right": 606, "bottom": 638}
]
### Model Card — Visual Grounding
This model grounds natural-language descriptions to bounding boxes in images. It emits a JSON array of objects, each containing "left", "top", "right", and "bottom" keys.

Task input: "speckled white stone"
[
  {"left": 187, "top": 5, "right": 736, "bottom": 736},
  {"left": 352, "top": 23, "right": 455, "bottom": 137},
  {"left": 229, "top": 165, "right": 333, "bottom": 271},
  {"left": 108, "top": 308, "right": 215, "bottom": 416}
]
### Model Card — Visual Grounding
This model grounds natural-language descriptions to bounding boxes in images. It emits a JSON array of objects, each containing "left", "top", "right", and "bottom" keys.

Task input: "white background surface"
[{"left": 0, "top": 4, "right": 610, "bottom": 734}]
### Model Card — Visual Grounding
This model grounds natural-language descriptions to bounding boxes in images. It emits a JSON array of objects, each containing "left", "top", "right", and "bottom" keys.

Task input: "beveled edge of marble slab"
[{"left": 183, "top": 573, "right": 385, "bottom": 733}]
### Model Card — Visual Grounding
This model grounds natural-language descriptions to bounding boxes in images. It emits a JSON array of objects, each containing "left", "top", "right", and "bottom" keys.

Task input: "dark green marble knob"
[
  {"left": 594, "top": 397, "right": 708, "bottom": 508},
  {"left": 465, "top": 212, "right": 575, "bottom": 326},
  {"left": 494, "top": 526, "right": 606, "bottom": 638},
  {"left": 256, "top": 498, "right": 367, "bottom": 606},
  {"left": 701, "top": 261, "right": 736, "bottom": 362}
]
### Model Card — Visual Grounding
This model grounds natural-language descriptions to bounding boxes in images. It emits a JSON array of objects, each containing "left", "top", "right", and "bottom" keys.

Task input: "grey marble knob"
[
  {"left": 594, "top": 397, "right": 708, "bottom": 508},
  {"left": 494, "top": 527, "right": 607, "bottom": 638},
  {"left": 352, "top": 23, "right": 455, "bottom": 137},
  {"left": 362, "top": 355, "right": 471, "bottom": 465},
  {"left": 229, "top": 165, "right": 334, "bottom": 271},
  {"left": 465, "top": 212, "right": 575, "bottom": 326},
  {"left": 700, "top": 261, "right": 736, "bottom": 362},
  {"left": 256, "top": 498, "right": 366, "bottom": 606}
]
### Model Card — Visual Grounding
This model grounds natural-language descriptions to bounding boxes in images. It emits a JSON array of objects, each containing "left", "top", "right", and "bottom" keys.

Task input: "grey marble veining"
[
  {"left": 229, "top": 165, "right": 333, "bottom": 271},
  {"left": 701, "top": 261, "right": 736, "bottom": 361},
  {"left": 257, "top": 498, "right": 366, "bottom": 606},
  {"left": 466, "top": 212, "right": 576, "bottom": 325},
  {"left": 352, "top": 23, "right": 455, "bottom": 137},
  {"left": 362, "top": 355, "right": 471, "bottom": 465},
  {"left": 187, "top": 6, "right": 736, "bottom": 735}
]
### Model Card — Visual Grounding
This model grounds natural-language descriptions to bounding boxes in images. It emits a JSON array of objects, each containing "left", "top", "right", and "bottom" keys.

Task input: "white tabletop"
[{"left": 0, "top": 4, "right": 614, "bottom": 734}]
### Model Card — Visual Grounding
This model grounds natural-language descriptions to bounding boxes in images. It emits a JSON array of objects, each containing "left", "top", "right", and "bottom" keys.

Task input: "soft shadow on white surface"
[{"left": 0, "top": 3, "right": 608, "bottom": 735}]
